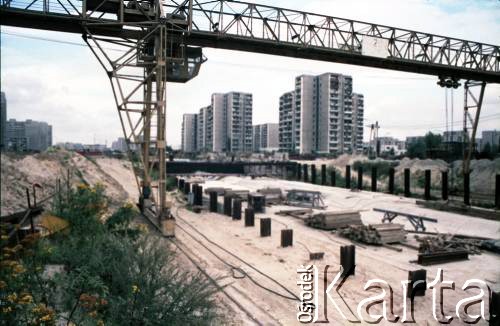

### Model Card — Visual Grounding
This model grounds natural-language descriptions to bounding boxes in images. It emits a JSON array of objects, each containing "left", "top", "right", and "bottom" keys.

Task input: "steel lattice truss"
[
  {"left": 1, "top": 0, "right": 500, "bottom": 82},
  {"left": 167, "top": 0, "right": 499, "bottom": 72}
]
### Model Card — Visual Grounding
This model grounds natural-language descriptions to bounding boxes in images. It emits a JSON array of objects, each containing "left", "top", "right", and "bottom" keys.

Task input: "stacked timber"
[
  {"left": 257, "top": 188, "right": 283, "bottom": 205},
  {"left": 339, "top": 224, "right": 406, "bottom": 245},
  {"left": 306, "top": 211, "right": 362, "bottom": 230}
]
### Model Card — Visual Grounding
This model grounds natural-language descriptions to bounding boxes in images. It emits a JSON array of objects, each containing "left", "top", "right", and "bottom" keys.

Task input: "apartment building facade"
[
  {"left": 6, "top": 119, "right": 52, "bottom": 152},
  {"left": 181, "top": 113, "right": 198, "bottom": 153},
  {"left": 253, "top": 123, "right": 279, "bottom": 152},
  {"left": 1, "top": 92, "right": 6, "bottom": 151},
  {"left": 279, "top": 73, "right": 364, "bottom": 155},
  {"left": 181, "top": 92, "right": 253, "bottom": 153}
]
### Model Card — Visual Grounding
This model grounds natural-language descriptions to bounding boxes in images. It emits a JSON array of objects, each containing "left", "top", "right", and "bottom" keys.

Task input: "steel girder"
[{"left": 1, "top": 0, "right": 500, "bottom": 82}]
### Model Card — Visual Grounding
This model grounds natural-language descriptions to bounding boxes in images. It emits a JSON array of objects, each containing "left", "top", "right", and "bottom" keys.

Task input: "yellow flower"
[
  {"left": 97, "top": 320, "right": 105, "bottom": 326},
  {"left": 132, "top": 285, "right": 140, "bottom": 294},
  {"left": 0, "top": 281, "right": 6, "bottom": 289},
  {"left": 2, "top": 307, "right": 12, "bottom": 313},
  {"left": 40, "top": 314, "right": 52, "bottom": 322},
  {"left": 19, "top": 294, "right": 33, "bottom": 304},
  {"left": 88, "top": 310, "right": 97, "bottom": 318},
  {"left": 13, "top": 264, "right": 26, "bottom": 274},
  {"left": 7, "top": 293, "right": 17, "bottom": 303},
  {"left": 1, "top": 235, "right": 8, "bottom": 240},
  {"left": 77, "top": 183, "right": 88, "bottom": 189}
]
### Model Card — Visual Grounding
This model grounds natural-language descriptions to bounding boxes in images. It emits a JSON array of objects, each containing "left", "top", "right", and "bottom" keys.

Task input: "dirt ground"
[
  {"left": 3, "top": 152, "right": 499, "bottom": 324},
  {"left": 166, "top": 175, "right": 500, "bottom": 325}
]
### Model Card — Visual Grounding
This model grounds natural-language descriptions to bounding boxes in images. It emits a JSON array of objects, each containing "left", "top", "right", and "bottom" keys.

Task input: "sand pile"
[{"left": 1, "top": 149, "right": 134, "bottom": 215}]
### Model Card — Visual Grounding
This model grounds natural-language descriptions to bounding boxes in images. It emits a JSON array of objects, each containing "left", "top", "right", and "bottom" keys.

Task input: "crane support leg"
[
  {"left": 462, "top": 81, "right": 487, "bottom": 201},
  {"left": 82, "top": 22, "right": 174, "bottom": 236}
]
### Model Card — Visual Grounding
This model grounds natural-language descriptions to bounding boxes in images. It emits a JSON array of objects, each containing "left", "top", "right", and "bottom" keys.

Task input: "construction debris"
[
  {"left": 305, "top": 210, "right": 362, "bottom": 230},
  {"left": 338, "top": 224, "right": 406, "bottom": 245},
  {"left": 416, "top": 234, "right": 483, "bottom": 255},
  {"left": 285, "top": 189, "right": 326, "bottom": 209}
]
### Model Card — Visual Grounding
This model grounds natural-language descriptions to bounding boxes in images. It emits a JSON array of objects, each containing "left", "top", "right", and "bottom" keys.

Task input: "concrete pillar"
[
  {"left": 388, "top": 168, "right": 395, "bottom": 194},
  {"left": 424, "top": 170, "right": 431, "bottom": 200},
  {"left": 311, "top": 164, "right": 317, "bottom": 184},
  {"left": 404, "top": 168, "right": 411, "bottom": 197},
  {"left": 303, "top": 164, "right": 309, "bottom": 182},
  {"left": 331, "top": 169, "right": 336, "bottom": 187},
  {"left": 232, "top": 198, "right": 242, "bottom": 220},
  {"left": 464, "top": 172, "right": 470, "bottom": 205},
  {"left": 280, "top": 229, "right": 293, "bottom": 247},
  {"left": 260, "top": 218, "right": 271, "bottom": 237},
  {"left": 297, "top": 163, "right": 302, "bottom": 180},
  {"left": 223, "top": 195, "right": 232, "bottom": 216},
  {"left": 345, "top": 165, "right": 351, "bottom": 189},
  {"left": 407, "top": 270, "right": 427, "bottom": 297},
  {"left": 371, "top": 167, "right": 377, "bottom": 192},
  {"left": 442, "top": 171, "right": 448, "bottom": 201},
  {"left": 209, "top": 191, "right": 218, "bottom": 213},
  {"left": 244, "top": 208, "right": 255, "bottom": 227},
  {"left": 496, "top": 174, "right": 500, "bottom": 210},
  {"left": 321, "top": 164, "right": 327, "bottom": 185},
  {"left": 340, "top": 245, "right": 355, "bottom": 277},
  {"left": 357, "top": 166, "right": 363, "bottom": 190}
]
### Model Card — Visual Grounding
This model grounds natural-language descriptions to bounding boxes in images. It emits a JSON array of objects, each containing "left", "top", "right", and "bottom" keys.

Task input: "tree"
[
  {"left": 407, "top": 139, "right": 426, "bottom": 159},
  {"left": 424, "top": 132, "right": 443, "bottom": 150}
]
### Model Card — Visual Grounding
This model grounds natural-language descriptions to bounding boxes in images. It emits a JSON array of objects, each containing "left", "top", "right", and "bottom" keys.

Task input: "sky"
[{"left": 1, "top": 0, "right": 499, "bottom": 148}]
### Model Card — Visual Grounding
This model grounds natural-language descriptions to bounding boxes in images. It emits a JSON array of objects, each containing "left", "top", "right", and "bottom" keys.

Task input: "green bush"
[{"left": 1, "top": 183, "right": 220, "bottom": 325}]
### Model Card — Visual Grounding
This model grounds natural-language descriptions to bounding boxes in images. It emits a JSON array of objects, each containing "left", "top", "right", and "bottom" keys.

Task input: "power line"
[{"left": 366, "top": 113, "right": 500, "bottom": 129}]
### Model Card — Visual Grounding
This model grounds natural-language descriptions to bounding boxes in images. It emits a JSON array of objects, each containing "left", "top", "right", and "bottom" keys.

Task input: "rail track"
[{"left": 139, "top": 202, "right": 301, "bottom": 325}]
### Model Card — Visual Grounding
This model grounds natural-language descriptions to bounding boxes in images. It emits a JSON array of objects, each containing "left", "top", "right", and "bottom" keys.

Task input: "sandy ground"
[
  {"left": 170, "top": 176, "right": 500, "bottom": 325},
  {"left": 1, "top": 151, "right": 133, "bottom": 215},
  {"left": 94, "top": 157, "right": 139, "bottom": 202}
]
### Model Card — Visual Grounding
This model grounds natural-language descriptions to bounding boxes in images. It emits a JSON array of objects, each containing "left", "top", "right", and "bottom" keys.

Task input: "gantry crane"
[{"left": 1, "top": 0, "right": 499, "bottom": 234}]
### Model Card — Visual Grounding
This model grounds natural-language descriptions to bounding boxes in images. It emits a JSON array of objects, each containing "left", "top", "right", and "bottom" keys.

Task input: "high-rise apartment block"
[
  {"left": 181, "top": 113, "right": 198, "bottom": 153},
  {"left": 6, "top": 119, "right": 52, "bottom": 152},
  {"left": 253, "top": 123, "right": 279, "bottom": 152},
  {"left": 180, "top": 92, "right": 253, "bottom": 153},
  {"left": 1, "top": 92, "right": 6, "bottom": 150},
  {"left": 279, "top": 73, "right": 364, "bottom": 155}
]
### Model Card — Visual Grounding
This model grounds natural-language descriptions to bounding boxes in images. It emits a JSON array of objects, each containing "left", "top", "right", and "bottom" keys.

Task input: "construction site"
[{"left": 1, "top": 0, "right": 500, "bottom": 324}]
